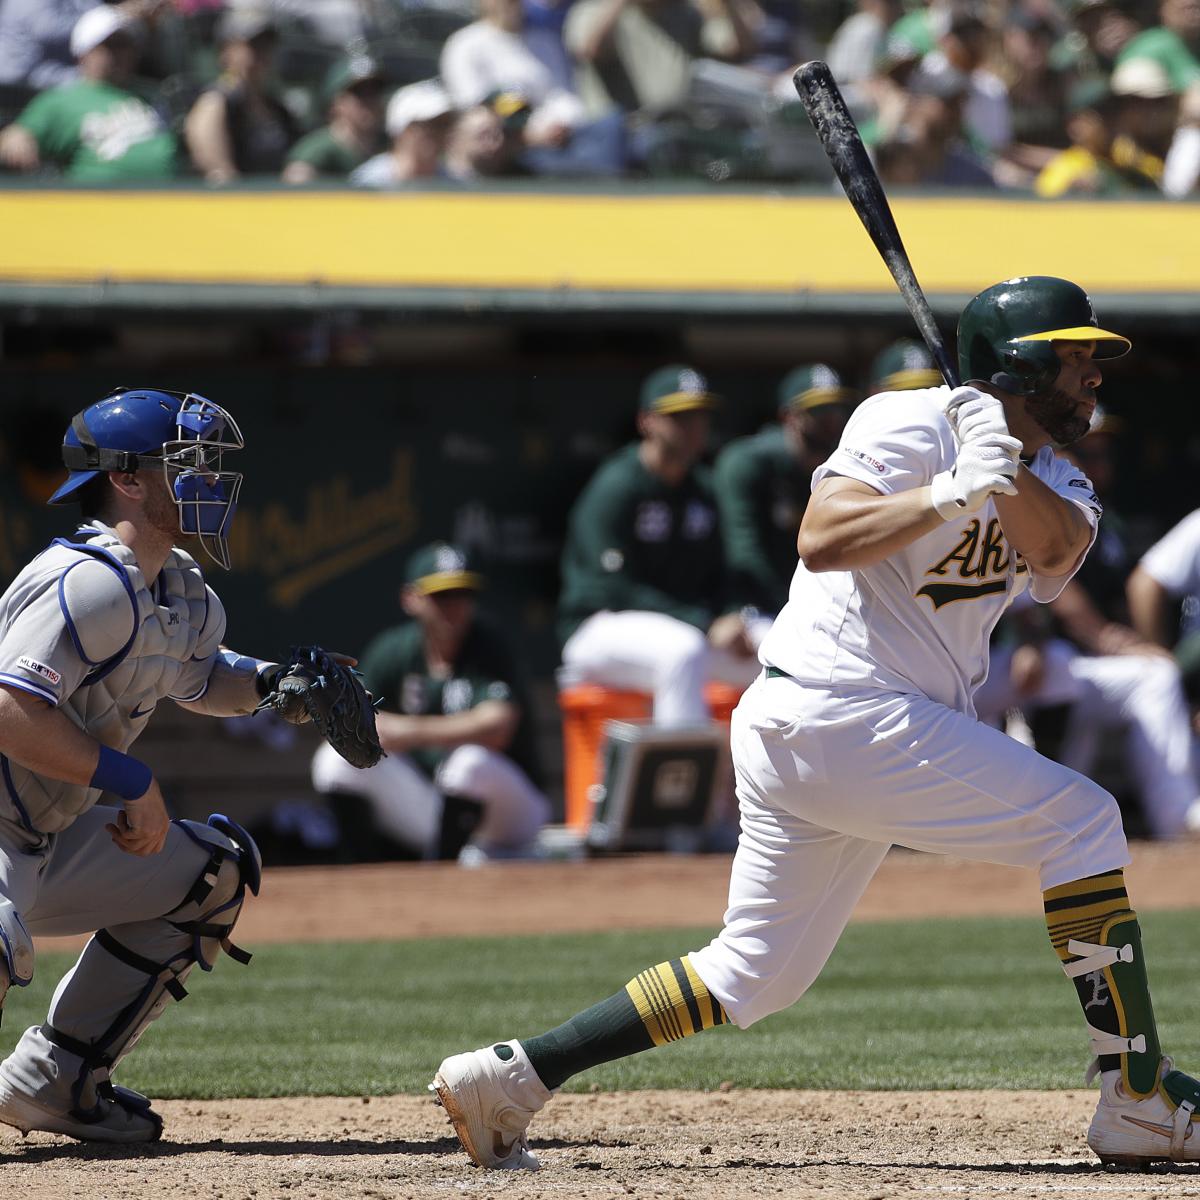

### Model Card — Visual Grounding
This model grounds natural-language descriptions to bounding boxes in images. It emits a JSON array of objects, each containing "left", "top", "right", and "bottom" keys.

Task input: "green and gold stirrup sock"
[
  {"left": 1043, "top": 869, "right": 1163, "bottom": 1097},
  {"left": 522, "top": 956, "right": 730, "bottom": 1090}
]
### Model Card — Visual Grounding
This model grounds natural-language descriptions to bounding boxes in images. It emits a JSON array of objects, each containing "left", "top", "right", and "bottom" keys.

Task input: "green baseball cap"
[
  {"left": 404, "top": 542, "right": 484, "bottom": 594},
  {"left": 484, "top": 88, "right": 533, "bottom": 131},
  {"left": 777, "top": 364, "right": 857, "bottom": 413},
  {"left": 869, "top": 339, "right": 944, "bottom": 392},
  {"left": 639, "top": 365, "right": 719, "bottom": 414}
]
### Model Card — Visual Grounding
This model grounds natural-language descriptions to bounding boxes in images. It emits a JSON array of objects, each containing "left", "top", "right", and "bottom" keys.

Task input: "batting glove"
[
  {"left": 930, "top": 434, "right": 1021, "bottom": 520},
  {"left": 943, "top": 386, "right": 1011, "bottom": 445}
]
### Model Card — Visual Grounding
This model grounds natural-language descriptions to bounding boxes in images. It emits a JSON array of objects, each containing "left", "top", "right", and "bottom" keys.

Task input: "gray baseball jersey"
[{"left": 0, "top": 522, "right": 223, "bottom": 833}]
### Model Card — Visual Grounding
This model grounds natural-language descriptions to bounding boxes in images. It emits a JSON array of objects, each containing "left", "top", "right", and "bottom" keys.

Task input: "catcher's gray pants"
[{"left": 0, "top": 805, "right": 256, "bottom": 1121}]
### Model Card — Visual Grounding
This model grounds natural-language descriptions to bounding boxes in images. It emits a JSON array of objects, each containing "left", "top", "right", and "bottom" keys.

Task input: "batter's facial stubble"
[{"left": 1024, "top": 386, "right": 1093, "bottom": 448}]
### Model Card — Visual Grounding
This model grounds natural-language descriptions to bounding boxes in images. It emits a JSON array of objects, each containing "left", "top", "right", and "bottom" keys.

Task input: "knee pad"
[{"left": 171, "top": 813, "right": 261, "bottom": 969}]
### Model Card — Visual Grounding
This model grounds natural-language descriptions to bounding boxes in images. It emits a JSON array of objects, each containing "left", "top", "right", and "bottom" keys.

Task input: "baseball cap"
[
  {"left": 386, "top": 80, "right": 454, "bottom": 137},
  {"left": 639, "top": 365, "right": 719, "bottom": 414},
  {"left": 405, "top": 543, "right": 484, "bottom": 594},
  {"left": 70, "top": 6, "right": 136, "bottom": 59},
  {"left": 870, "top": 340, "right": 944, "bottom": 391},
  {"left": 777, "top": 364, "right": 857, "bottom": 413},
  {"left": 484, "top": 89, "right": 533, "bottom": 132},
  {"left": 1111, "top": 56, "right": 1178, "bottom": 98}
]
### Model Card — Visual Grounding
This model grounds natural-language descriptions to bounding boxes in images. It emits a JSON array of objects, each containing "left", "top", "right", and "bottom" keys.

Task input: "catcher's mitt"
[{"left": 256, "top": 646, "right": 384, "bottom": 770}]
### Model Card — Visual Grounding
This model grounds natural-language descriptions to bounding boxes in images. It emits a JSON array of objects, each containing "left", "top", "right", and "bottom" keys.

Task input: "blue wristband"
[{"left": 90, "top": 745, "right": 152, "bottom": 802}]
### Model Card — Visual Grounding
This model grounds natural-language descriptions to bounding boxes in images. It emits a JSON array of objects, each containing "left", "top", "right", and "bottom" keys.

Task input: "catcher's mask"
[
  {"left": 956, "top": 276, "right": 1130, "bottom": 399},
  {"left": 49, "top": 387, "right": 245, "bottom": 570}
]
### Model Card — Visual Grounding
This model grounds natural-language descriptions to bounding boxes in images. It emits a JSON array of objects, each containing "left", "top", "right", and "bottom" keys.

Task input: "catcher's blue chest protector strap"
[{"left": 51, "top": 530, "right": 140, "bottom": 687}]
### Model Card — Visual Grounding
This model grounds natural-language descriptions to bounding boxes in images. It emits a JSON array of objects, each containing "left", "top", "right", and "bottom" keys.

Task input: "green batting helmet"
[{"left": 956, "top": 276, "right": 1130, "bottom": 397}]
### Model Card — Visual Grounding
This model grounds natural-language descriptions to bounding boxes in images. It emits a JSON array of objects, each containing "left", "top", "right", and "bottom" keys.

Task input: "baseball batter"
[
  {"left": 433, "top": 277, "right": 1200, "bottom": 1169},
  {"left": 0, "top": 387, "right": 301, "bottom": 1143}
]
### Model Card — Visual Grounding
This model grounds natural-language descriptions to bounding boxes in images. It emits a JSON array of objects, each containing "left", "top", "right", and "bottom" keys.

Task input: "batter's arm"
[
  {"left": 796, "top": 476, "right": 945, "bottom": 572},
  {"left": 992, "top": 468, "right": 1092, "bottom": 578}
]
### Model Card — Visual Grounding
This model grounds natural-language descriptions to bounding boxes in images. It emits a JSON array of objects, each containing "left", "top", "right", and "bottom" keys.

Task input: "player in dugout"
[
  {"left": 432, "top": 276, "right": 1200, "bottom": 1170},
  {"left": 312, "top": 542, "right": 550, "bottom": 865},
  {"left": 713, "top": 364, "right": 859, "bottom": 637},
  {"left": 557, "top": 365, "right": 759, "bottom": 727}
]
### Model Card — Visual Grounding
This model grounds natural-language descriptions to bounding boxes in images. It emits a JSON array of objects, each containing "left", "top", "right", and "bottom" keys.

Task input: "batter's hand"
[
  {"left": 931, "top": 435, "right": 1021, "bottom": 519},
  {"left": 944, "top": 386, "right": 1011, "bottom": 445},
  {"left": 107, "top": 779, "right": 170, "bottom": 856}
]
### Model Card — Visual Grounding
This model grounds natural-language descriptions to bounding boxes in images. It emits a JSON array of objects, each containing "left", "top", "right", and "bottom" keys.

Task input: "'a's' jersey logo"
[{"left": 916, "top": 517, "right": 1026, "bottom": 609}]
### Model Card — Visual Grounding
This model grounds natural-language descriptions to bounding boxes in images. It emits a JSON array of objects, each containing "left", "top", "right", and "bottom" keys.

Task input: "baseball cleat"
[
  {"left": 0, "top": 1078, "right": 162, "bottom": 1144},
  {"left": 1088, "top": 1057, "right": 1200, "bottom": 1165},
  {"left": 430, "top": 1040, "right": 551, "bottom": 1170}
]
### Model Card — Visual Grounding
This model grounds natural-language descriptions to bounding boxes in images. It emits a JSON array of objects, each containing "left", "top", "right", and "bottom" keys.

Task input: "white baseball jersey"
[
  {"left": 758, "top": 387, "right": 1101, "bottom": 715},
  {"left": 1139, "top": 508, "right": 1200, "bottom": 637}
]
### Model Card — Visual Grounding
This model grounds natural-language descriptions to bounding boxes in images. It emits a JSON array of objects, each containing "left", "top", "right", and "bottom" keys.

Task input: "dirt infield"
[{"left": 13, "top": 842, "right": 1200, "bottom": 1199}]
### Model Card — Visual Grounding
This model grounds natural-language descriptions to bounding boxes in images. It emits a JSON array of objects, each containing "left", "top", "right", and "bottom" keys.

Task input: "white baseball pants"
[
  {"left": 561, "top": 610, "right": 760, "bottom": 726},
  {"left": 688, "top": 672, "right": 1130, "bottom": 1029},
  {"left": 311, "top": 742, "right": 550, "bottom": 857}
]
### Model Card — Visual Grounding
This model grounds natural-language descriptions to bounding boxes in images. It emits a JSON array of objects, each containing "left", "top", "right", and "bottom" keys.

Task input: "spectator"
[
  {"left": 1035, "top": 77, "right": 1162, "bottom": 195},
  {"left": 712, "top": 364, "right": 858, "bottom": 622},
  {"left": 282, "top": 55, "right": 386, "bottom": 183},
  {"left": 558, "top": 365, "right": 757, "bottom": 726},
  {"left": 1001, "top": 8, "right": 1072, "bottom": 171},
  {"left": 1129, "top": 506, "right": 1200, "bottom": 700},
  {"left": 350, "top": 80, "right": 455, "bottom": 187},
  {"left": 311, "top": 543, "right": 550, "bottom": 864},
  {"left": 1068, "top": 0, "right": 1143, "bottom": 75},
  {"left": 441, "top": 0, "right": 586, "bottom": 147},
  {"left": 1110, "top": 53, "right": 1181, "bottom": 161},
  {"left": 1163, "top": 77, "right": 1200, "bottom": 194},
  {"left": 826, "top": 0, "right": 903, "bottom": 94},
  {"left": 874, "top": 72, "right": 997, "bottom": 187},
  {"left": 0, "top": 6, "right": 175, "bottom": 181},
  {"left": 183, "top": 8, "right": 297, "bottom": 184},
  {"left": 977, "top": 415, "right": 1200, "bottom": 837},
  {"left": 445, "top": 90, "right": 533, "bottom": 179},
  {"left": 0, "top": 0, "right": 163, "bottom": 90},
  {"left": 1116, "top": 0, "right": 1200, "bottom": 93},
  {"left": 912, "top": 5, "right": 1012, "bottom": 154},
  {"left": 563, "top": 0, "right": 754, "bottom": 119}
]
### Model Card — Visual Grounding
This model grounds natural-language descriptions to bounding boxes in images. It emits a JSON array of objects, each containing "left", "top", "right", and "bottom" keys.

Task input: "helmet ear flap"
[{"left": 997, "top": 342, "right": 1060, "bottom": 397}]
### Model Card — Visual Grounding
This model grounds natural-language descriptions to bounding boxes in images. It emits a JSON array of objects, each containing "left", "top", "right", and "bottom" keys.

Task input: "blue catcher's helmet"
[{"left": 49, "top": 387, "right": 245, "bottom": 570}]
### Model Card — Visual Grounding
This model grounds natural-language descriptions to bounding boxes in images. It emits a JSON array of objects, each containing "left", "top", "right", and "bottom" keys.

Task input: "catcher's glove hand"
[{"left": 256, "top": 646, "right": 384, "bottom": 770}]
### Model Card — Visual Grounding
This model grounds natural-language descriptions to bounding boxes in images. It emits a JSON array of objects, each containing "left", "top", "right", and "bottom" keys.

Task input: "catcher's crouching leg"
[{"left": 0, "top": 815, "right": 260, "bottom": 1144}]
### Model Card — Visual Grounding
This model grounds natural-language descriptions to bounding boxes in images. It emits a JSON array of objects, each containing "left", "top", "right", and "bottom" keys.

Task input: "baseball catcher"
[{"left": 0, "top": 387, "right": 372, "bottom": 1144}]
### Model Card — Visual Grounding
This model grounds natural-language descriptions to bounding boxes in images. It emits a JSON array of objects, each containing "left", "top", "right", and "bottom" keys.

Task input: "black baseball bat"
[{"left": 793, "top": 59, "right": 960, "bottom": 388}]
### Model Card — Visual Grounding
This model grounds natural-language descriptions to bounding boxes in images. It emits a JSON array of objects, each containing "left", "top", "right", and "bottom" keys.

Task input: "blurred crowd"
[{"left": 0, "top": 0, "right": 1197, "bottom": 191}]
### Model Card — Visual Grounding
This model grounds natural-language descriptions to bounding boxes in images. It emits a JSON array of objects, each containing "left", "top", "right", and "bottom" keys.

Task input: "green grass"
[{"left": 6, "top": 911, "right": 1198, "bottom": 1099}]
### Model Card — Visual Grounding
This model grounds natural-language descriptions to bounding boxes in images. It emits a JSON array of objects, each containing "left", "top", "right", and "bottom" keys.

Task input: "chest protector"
[{"left": 5, "top": 528, "right": 224, "bottom": 835}]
